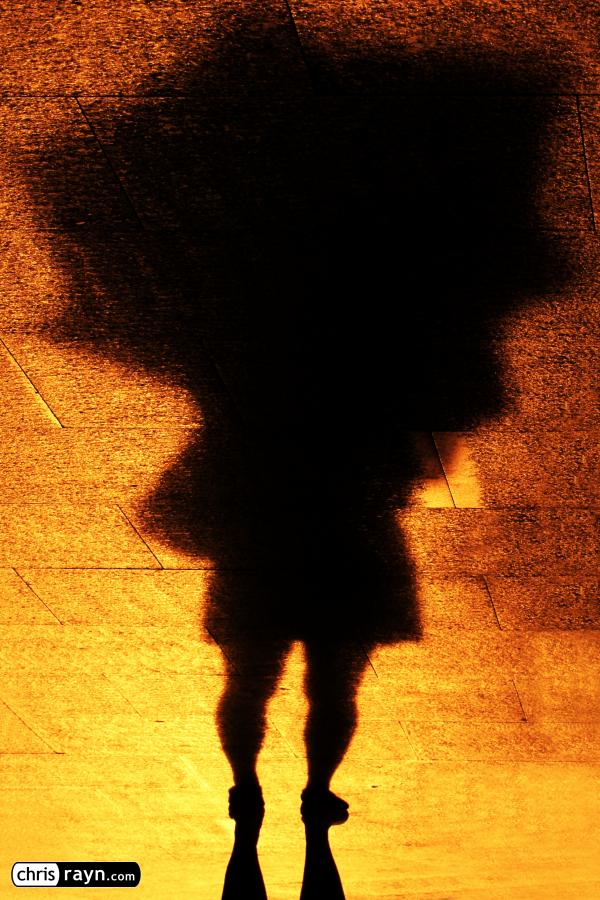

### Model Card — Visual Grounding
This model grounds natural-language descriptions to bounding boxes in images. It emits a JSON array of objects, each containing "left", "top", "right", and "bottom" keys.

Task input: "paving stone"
[
  {"left": 0, "top": 568, "right": 59, "bottom": 624},
  {"left": 0, "top": 751, "right": 205, "bottom": 789},
  {"left": 398, "top": 509, "right": 521, "bottom": 576},
  {"left": 415, "top": 577, "right": 499, "bottom": 630},
  {"left": 0, "top": 231, "right": 72, "bottom": 332},
  {"left": 0, "top": 98, "right": 135, "bottom": 230},
  {"left": 503, "top": 630, "right": 600, "bottom": 682},
  {"left": 0, "top": 1, "right": 309, "bottom": 97},
  {"left": 20, "top": 568, "right": 210, "bottom": 625},
  {"left": 0, "top": 701, "right": 53, "bottom": 753},
  {"left": 131, "top": 485, "right": 600, "bottom": 576},
  {"left": 2, "top": 336, "right": 204, "bottom": 427},
  {"left": 0, "top": 625, "right": 223, "bottom": 676},
  {"left": 28, "top": 713, "right": 209, "bottom": 755},
  {"left": 511, "top": 509, "right": 599, "bottom": 574},
  {"left": 498, "top": 288, "right": 600, "bottom": 429},
  {"left": 0, "top": 342, "right": 58, "bottom": 426},
  {"left": 2, "top": 674, "right": 138, "bottom": 721},
  {"left": 404, "top": 720, "right": 600, "bottom": 762},
  {"left": 434, "top": 430, "right": 600, "bottom": 508},
  {"left": 104, "top": 672, "right": 225, "bottom": 719},
  {"left": 514, "top": 673, "right": 600, "bottom": 724},
  {"left": 79, "top": 97, "right": 241, "bottom": 231},
  {"left": 487, "top": 576, "right": 600, "bottom": 629},
  {"left": 403, "top": 432, "right": 454, "bottom": 508},
  {"left": 332, "top": 760, "right": 600, "bottom": 897},
  {"left": 288, "top": 0, "right": 600, "bottom": 93},
  {"left": 369, "top": 632, "right": 513, "bottom": 682},
  {"left": 578, "top": 95, "right": 600, "bottom": 227},
  {"left": 0, "top": 785, "right": 182, "bottom": 861},
  {"left": 0, "top": 503, "right": 158, "bottom": 568},
  {"left": 0, "top": 229, "right": 239, "bottom": 365},
  {"left": 398, "top": 508, "right": 599, "bottom": 576},
  {"left": 64, "top": 91, "right": 592, "bottom": 244},
  {"left": 121, "top": 501, "right": 218, "bottom": 569},
  {"left": 358, "top": 673, "right": 525, "bottom": 723},
  {"left": 0, "top": 427, "right": 195, "bottom": 504}
]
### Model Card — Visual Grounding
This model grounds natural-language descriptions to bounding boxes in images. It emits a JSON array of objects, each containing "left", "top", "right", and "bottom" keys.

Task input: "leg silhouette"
[
  {"left": 299, "top": 639, "right": 369, "bottom": 900},
  {"left": 300, "top": 819, "right": 346, "bottom": 900},
  {"left": 303, "top": 638, "right": 368, "bottom": 792},
  {"left": 218, "top": 630, "right": 291, "bottom": 900},
  {"left": 222, "top": 782, "right": 267, "bottom": 900}
]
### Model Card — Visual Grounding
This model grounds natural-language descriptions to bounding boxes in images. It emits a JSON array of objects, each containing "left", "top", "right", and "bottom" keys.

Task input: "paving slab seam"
[
  {"left": 12, "top": 568, "right": 63, "bottom": 624},
  {"left": 481, "top": 577, "right": 503, "bottom": 630},
  {"left": 281, "top": 0, "right": 318, "bottom": 93},
  {"left": 0, "top": 698, "right": 60, "bottom": 753},
  {"left": 576, "top": 93, "right": 598, "bottom": 232},
  {"left": 0, "top": 336, "right": 63, "bottom": 426},
  {"left": 73, "top": 94, "right": 147, "bottom": 231}
]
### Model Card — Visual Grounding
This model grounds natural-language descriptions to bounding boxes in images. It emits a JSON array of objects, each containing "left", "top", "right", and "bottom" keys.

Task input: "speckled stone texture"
[{"left": 0, "top": 2, "right": 598, "bottom": 899}]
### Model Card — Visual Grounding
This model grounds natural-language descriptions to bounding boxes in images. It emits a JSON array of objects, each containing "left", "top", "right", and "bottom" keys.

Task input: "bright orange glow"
[{"left": 1, "top": 4, "right": 598, "bottom": 899}]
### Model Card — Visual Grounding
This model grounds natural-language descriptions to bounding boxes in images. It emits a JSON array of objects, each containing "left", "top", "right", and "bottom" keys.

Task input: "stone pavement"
[{"left": 0, "top": 3, "right": 598, "bottom": 898}]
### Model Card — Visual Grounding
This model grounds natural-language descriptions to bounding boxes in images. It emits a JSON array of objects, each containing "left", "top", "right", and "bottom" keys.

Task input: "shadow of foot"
[
  {"left": 300, "top": 789, "right": 348, "bottom": 900},
  {"left": 222, "top": 784, "right": 268, "bottom": 900}
]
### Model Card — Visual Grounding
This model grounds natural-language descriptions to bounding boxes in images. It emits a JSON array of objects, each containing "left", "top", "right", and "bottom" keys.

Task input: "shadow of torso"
[
  {"left": 39, "top": 48, "right": 569, "bottom": 644},
  {"left": 128, "top": 65, "right": 568, "bottom": 647}
]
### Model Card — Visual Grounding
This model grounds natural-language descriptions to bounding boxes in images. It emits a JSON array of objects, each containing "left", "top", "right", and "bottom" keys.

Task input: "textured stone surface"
[
  {"left": 0, "top": 1, "right": 597, "bottom": 897},
  {"left": 20, "top": 568, "right": 210, "bottom": 625},
  {"left": 0, "top": 504, "right": 160, "bottom": 567},
  {"left": 0, "top": 568, "right": 59, "bottom": 624},
  {"left": 0, "top": 2, "right": 309, "bottom": 97},
  {"left": 435, "top": 430, "right": 600, "bottom": 508},
  {"left": 487, "top": 576, "right": 600, "bottom": 629},
  {"left": 0, "top": 98, "right": 135, "bottom": 229},
  {"left": 288, "top": 0, "right": 600, "bottom": 93}
]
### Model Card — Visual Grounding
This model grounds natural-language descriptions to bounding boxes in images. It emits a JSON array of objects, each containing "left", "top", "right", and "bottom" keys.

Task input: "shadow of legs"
[
  {"left": 222, "top": 787, "right": 268, "bottom": 900},
  {"left": 217, "top": 633, "right": 291, "bottom": 900},
  {"left": 299, "top": 639, "right": 369, "bottom": 899},
  {"left": 304, "top": 639, "right": 369, "bottom": 791},
  {"left": 217, "top": 635, "right": 291, "bottom": 788}
]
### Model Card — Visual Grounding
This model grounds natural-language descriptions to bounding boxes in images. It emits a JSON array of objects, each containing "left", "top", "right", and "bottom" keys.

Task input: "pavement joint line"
[
  {"left": 482, "top": 576, "right": 503, "bottom": 631},
  {"left": 0, "top": 336, "right": 63, "bottom": 427},
  {"left": 360, "top": 641, "right": 379, "bottom": 679},
  {"left": 0, "top": 90, "right": 584, "bottom": 98},
  {"left": 281, "top": 0, "right": 317, "bottom": 94},
  {"left": 204, "top": 627, "right": 241, "bottom": 676},
  {"left": 575, "top": 94, "right": 597, "bottom": 233},
  {"left": 270, "top": 720, "right": 301, "bottom": 760},
  {"left": 73, "top": 94, "right": 146, "bottom": 232},
  {"left": 16, "top": 565, "right": 214, "bottom": 572},
  {"left": 511, "top": 677, "right": 529, "bottom": 724},
  {"left": 115, "top": 504, "right": 165, "bottom": 569},
  {"left": 102, "top": 673, "right": 144, "bottom": 718},
  {"left": 12, "top": 568, "right": 64, "bottom": 625},
  {"left": 0, "top": 222, "right": 593, "bottom": 236},
  {"left": 0, "top": 697, "right": 60, "bottom": 753},
  {"left": 57, "top": 425, "right": 204, "bottom": 431},
  {"left": 431, "top": 432, "right": 457, "bottom": 509},
  {"left": 398, "top": 721, "right": 418, "bottom": 758},
  {"left": 6, "top": 565, "right": 197, "bottom": 571}
]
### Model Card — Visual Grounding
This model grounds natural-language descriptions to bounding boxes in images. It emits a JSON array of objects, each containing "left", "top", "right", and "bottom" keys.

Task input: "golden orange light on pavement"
[{"left": 0, "top": 3, "right": 599, "bottom": 899}]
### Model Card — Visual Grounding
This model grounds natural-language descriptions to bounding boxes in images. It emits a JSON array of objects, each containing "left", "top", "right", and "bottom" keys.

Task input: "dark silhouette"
[
  {"left": 30, "top": 13, "right": 576, "bottom": 896},
  {"left": 222, "top": 784, "right": 267, "bottom": 900}
]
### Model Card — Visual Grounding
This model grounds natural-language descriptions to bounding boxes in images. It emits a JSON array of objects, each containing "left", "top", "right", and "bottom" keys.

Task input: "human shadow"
[{"left": 30, "top": 14, "right": 576, "bottom": 897}]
